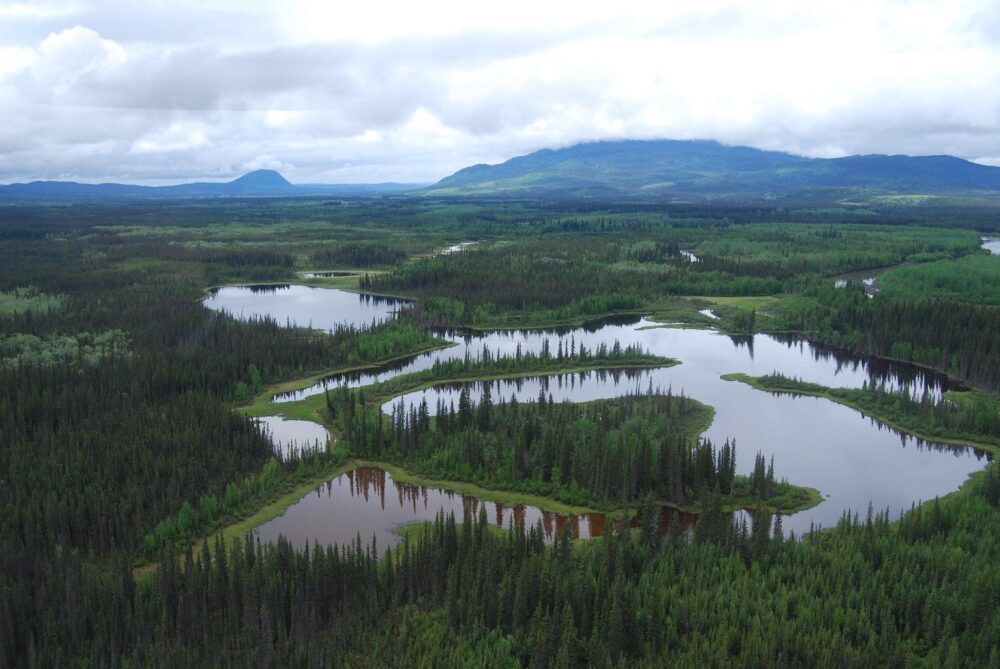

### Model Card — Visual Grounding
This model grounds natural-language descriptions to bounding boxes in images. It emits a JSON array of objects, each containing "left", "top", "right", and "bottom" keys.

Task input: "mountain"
[
  {"left": 0, "top": 170, "right": 421, "bottom": 201},
  {"left": 425, "top": 139, "right": 1000, "bottom": 197},
  {"left": 8, "top": 141, "right": 1000, "bottom": 202},
  {"left": 227, "top": 169, "right": 292, "bottom": 191}
]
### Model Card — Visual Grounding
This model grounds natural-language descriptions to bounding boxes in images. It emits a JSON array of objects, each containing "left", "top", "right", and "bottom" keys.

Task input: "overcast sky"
[{"left": 1, "top": 0, "right": 999, "bottom": 184}]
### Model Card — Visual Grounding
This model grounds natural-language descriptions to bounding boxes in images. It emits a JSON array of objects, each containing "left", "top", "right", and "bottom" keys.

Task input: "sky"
[{"left": 1, "top": 0, "right": 999, "bottom": 184}]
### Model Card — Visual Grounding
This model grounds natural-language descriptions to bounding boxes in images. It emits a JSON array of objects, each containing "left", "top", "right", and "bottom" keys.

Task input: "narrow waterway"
[{"left": 207, "top": 286, "right": 989, "bottom": 541}]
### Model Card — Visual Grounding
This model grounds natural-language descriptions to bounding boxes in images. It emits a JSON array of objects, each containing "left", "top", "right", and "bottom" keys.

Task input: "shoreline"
[{"left": 721, "top": 373, "right": 1000, "bottom": 457}]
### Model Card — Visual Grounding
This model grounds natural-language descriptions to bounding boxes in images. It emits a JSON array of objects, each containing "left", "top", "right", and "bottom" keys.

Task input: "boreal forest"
[{"left": 1, "top": 192, "right": 999, "bottom": 668}]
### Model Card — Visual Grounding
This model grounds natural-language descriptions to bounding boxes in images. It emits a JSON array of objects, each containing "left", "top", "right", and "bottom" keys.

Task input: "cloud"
[
  {"left": 129, "top": 121, "right": 210, "bottom": 154},
  {"left": 1, "top": 0, "right": 999, "bottom": 183},
  {"left": 30, "top": 26, "right": 126, "bottom": 100},
  {"left": 0, "top": 1, "right": 82, "bottom": 20}
]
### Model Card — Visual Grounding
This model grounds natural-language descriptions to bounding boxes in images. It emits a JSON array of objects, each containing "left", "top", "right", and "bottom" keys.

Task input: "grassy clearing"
[
  {"left": 724, "top": 482, "right": 824, "bottom": 515},
  {"left": 0, "top": 287, "right": 66, "bottom": 316},
  {"left": 704, "top": 295, "right": 781, "bottom": 312},
  {"left": 641, "top": 295, "right": 796, "bottom": 335},
  {"left": 645, "top": 298, "right": 715, "bottom": 327}
]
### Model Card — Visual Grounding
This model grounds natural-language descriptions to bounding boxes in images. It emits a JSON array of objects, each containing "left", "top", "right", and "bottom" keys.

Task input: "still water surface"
[
  {"left": 383, "top": 325, "right": 983, "bottom": 535},
  {"left": 216, "top": 286, "right": 988, "bottom": 542},
  {"left": 254, "top": 467, "right": 695, "bottom": 550},
  {"left": 204, "top": 285, "right": 409, "bottom": 332},
  {"left": 256, "top": 415, "right": 329, "bottom": 459}
]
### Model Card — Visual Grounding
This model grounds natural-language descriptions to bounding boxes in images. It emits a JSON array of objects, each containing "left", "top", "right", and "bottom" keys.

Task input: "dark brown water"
[{"left": 254, "top": 467, "right": 696, "bottom": 550}]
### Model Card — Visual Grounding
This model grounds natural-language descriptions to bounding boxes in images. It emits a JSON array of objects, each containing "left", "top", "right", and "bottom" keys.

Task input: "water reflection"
[
  {"left": 300, "top": 271, "right": 357, "bottom": 278},
  {"left": 254, "top": 467, "right": 697, "bottom": 550},
  {"left": 204, "top": 285, "right": 410, "bottom": 332},
  {"left": 440, "top": 241, "right": 479, "bottom": 255},
  {"left": 379, "top": 324, "right": 984, "bottom": 536},
  {"left": 256, "top": 415, "right": 328, "bottom": 460},
  {"left": 279, "top": 315, "right": 954, "bottom": 404},
  {"left": 219, "top": 284, "right": 987, "bottom": 540}
]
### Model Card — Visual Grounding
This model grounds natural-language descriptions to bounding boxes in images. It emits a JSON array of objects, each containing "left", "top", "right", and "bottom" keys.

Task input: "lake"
[{"left": 221, "top": 286, "right": 988, "bottom": 540}]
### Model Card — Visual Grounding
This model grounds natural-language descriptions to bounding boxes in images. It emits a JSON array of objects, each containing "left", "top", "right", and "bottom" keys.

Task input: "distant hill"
[
  {"left": 425, "top": 140, "right": 1000, "bottom": 197},
  {"left": 214, "top": 169, "right": 293, "bottom": 193},
  {"left": 8, "top": 141, "right": 1000, "bottom": 202},
  {"left": 0, "top": 170, "right": 421, "bottom": 201}
]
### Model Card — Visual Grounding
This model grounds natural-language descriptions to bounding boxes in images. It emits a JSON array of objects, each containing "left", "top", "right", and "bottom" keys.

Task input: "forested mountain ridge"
[
  {"left": 10, "top": 140, "right": 1000, "bottom": 203},
  {"left": 426, "top": 139, "right": 1000, "bottom": 196}
]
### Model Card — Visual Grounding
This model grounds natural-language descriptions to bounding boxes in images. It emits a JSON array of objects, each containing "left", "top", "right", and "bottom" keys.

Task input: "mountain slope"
[
  {"left": 0, "top": 170, "right": 419, "bottom": 201},
  {"left": 426, "top": 140, "right": 1000, "bottom": 196}
]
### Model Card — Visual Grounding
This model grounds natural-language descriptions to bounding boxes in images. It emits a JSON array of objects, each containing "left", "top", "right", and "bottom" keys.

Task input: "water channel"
[{"left": 206, "top": 285, "right": 990, "bottom": 544}]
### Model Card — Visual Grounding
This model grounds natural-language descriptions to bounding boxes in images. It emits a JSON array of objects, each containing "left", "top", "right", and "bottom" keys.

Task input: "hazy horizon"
[{"left": 7, "top": 136, "right": 1000, "bottom": 188}]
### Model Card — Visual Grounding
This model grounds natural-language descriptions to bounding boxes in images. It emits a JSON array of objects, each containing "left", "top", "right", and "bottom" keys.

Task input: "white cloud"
[
  {"left": 0, "top": 0, "right": 999, "bottom": 183},
  {"left": 0, "top": 46, "right": 35, "bottom": 77},
  {"left": 12, "top": 25, "right": 128, "bottom": 106},
  {"left": 129, "top": 121, "right": 210, "bottom": 154},
  {"left": 0, "top": 1, "right": 82, "bottom": 20}
]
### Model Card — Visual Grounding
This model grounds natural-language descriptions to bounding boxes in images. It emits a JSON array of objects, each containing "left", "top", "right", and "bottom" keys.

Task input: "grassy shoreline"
[
  {"left": 187, "top": 453, "right": 821, "bottom": 566},
  {"left": 185, "top": 459, "right": 357, "bottom": 558},
  {"left": 721, "top": 372, "right": 1000, "bottom": 457},
  {"left": 160, "top": 457, "right": 605, "bottom": 570},
  {"left": 243, "top": 358, "right": 684, "bottom": 424},
  {"left": 237, "top": 340, "right": 458, "bottom": 418},
  {"left": 363, "top": 358, "right": 680, "bottom": 404},
  {"left": 350, "top": 459, "right": 604, "bottom": 515},
  {"left": 137, "top": 396, "right": 818, "bottom": 576},
  {"left": 458, "top": 309, "right": 652, "bottom": 332}
]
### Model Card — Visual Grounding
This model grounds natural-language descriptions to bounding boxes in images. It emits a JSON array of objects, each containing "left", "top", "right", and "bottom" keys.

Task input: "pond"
[
  {"left": 831, "top": 268, "right": 887, "bottom": 297},
  {"left": 204, "top": 285, "right": 410, "bottom": 331},
  {"left": 253, "top": 466, "right": 696, "bottom": 550},
  {"left": 983, "top": 237, "right": 1000, "bottom": 255},
  {"left": 256, "top": 415, "right": 329, "bottom": 459},
  {"left": 439, "top": 241, "right": 478, "bottom": 255},
  {"left": 299, "top": 271, "right": 357, "bottom": 278},
  {"left": 225, "top": 285, "right": 988, "bottom": 541}
]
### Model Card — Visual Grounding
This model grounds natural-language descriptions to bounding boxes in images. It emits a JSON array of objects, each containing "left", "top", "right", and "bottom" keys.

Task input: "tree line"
[{"left": 4, "top": 468, "right": 999, "bottom": 667}]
